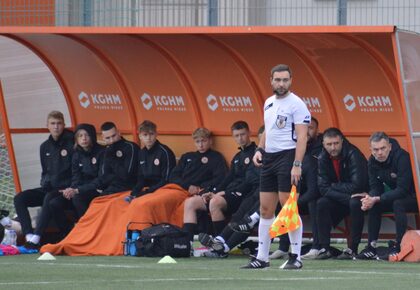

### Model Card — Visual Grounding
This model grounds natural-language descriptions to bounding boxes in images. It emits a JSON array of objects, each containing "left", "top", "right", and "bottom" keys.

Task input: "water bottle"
[{"left": 8, "top": 230, "right": 17, "bottom": 246}]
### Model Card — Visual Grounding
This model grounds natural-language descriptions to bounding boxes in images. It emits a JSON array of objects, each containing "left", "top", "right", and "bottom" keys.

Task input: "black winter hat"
[{"left": 74, "top": 123, "right": 97, "bottom": 144}]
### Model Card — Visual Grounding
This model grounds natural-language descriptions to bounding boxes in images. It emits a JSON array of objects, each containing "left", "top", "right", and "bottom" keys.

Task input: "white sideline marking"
[{"left": 0, "top": 277, "right": 362, "bottom": 286}]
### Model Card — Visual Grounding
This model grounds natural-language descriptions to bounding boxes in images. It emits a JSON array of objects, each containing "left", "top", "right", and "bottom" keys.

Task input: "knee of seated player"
[
  {"left": 184, "top": 195, "right": 205, "bottom": 212},
  {"left": 209, "top": 195, "right": 226, "bottom": 212}
]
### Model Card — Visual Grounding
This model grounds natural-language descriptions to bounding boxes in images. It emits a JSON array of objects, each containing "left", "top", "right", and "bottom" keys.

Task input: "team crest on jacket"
[
  {"left": 154, "top": 158, "right": 160, "bottom": 166},
  {"left": 61, "top": 149, "right": 68, "bottom": 157},
  {"left": 244, "top": 157, "right": 250, "bottom": 164},
  {"left": 116, "top": 150, "right": 123, "bottom": 158},
  {"left": 201, "top": 157, "right": 208, "bottom": 164},
  {"left": 276, "top": 115, "right": 287, "bottom": 129},
  {"left": 390, "top": 172, "right": 397, "bottom": 178},
  {"left": 91, "top": 157, "right": 97, "bottom": 164}
]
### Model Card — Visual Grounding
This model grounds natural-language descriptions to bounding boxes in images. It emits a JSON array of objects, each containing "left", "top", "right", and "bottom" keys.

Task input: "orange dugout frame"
[{"left": 0, "top": 26, "right": 419, "bottom": 213}]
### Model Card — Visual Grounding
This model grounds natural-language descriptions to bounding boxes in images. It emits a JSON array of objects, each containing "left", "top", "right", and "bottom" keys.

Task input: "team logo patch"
[
  {"left": 91, "top": 157, "right": 97, "bottom": 164},
  {"left": 390, "top": 172, "right": 397, "bottom": 178},
  {"left": 154, "top": 158, "right": 160, "bottom": 166},
  {"left": 201, "top": 157, "right": 208, "bottom": 164},
  {"left": 61, "top": 149, "right": 68, "bottom": 157},
  {"left": 244, "top": 157, "right": 250, "bottom": 164},
  {"left": 116, "top": 150, "right": 123, "bottom": 158},
  {"left": 276, "top": 115, "right": 287, "bottom": 129},
  {"left": 46, "top": 152, "right": 50, "bottom": 156},
  {"left": 79, "top": 163, "right": 83, "bottom": 167}
]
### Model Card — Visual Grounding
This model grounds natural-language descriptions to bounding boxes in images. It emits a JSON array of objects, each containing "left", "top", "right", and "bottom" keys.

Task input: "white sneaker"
[
  {"left": 301, "top": 249, "right": 320, "bottom": 260},
  {"left": 269, "top": 249, "right": 288, "bottom": 259}
]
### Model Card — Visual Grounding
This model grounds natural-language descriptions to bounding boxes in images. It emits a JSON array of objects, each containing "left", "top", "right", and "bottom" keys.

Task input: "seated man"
[
  {"left": 316, "top": 127, "right": 368, "bottom": 259},
  {"left": 98, "top": 122, "right": 140, "bottom": 194},
  {"left": 14, "top": 111, "right": 74, "bottom": 248},
  {"left": 183, "top": 121, "right": 256, "bottom": 239},
  {"left": 60, "top": 123, "right": 105, "bottom": 219},
  {"left": 126, "top": 120, "right": 176, "bottom": 201},
  {"left": 40, "top": 127, "right": 227, "bottom": 256},
  {"left": 356, "top": 132, "right": 418, "bottom": 259}
]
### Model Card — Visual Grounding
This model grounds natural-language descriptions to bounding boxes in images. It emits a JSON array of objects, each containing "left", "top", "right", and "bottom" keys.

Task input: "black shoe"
[
  {"left": 230, "top": 216, "right": 253, "bottom": 233},
  {"left": 281, "top": 253, "right": 303, "bottom": 270},
  {"left": 355, "top": 245, "right": 377, "bottom": 260},
  {"left": 377, "top": 241, "right": 400, "bottom": 260},
  {"left": 241, "top": 257, "right": 270, "bottom": 269},
  {"left": 24, "top": 241, "right": 40, "bottom": 250},
  {"left": 198, "top": 233, "right": 225, "bottom": 252},
  {"left": 336, "top": 248, "right": 355, "bottom": 260},
  {"left": 316, "top": 248, "right": 333, "bottom": 260}
]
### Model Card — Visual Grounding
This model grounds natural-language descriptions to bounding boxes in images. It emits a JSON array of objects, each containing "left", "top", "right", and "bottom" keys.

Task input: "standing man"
[
  {"left": 98, "top": 122, "right": 140, "bottom": 195},
  {"left": 14, "top": 111, "right": 74, "bottom": 248},
  {"left": 356, "top": 132, "right": 418, "bottom": 259},
  {"left": 242, "top": 64, "right": 311, "bottom": 269}
]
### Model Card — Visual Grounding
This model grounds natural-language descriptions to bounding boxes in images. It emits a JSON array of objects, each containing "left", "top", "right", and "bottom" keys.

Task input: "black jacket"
[
  {"left": 368, "top": 138, "right": 415, "bottom": 202},
  {"left": 298, "top": 153, "right": 320, "bottom": 205},
  {"left": 169, "top": 149, "right": 227, "bottom": 190},
  {"left": 99, "top": 138, "right": 140, "bottom": 195},
  {"left": 215, "top": 142, "right": 257, "bottom": 195},
  {"left": 71, "top": 124, "right": 105, "bottom": 195},
  {"left": 318, "top": 138, "right": 368, "bottom": 205},
  {"left": 131, "top": 140, "right": 177, "bottom": 197},
  {"left": 307, "top": 133, "right": 323, "bottom": 158},
  {"left": 40, "top": 129, "right": 74, "bottom": 191}
]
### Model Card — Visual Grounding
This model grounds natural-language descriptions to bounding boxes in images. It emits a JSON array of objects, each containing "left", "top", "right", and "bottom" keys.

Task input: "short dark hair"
[
  {"left": 138, "top": 120, "right": 157, "bottom": 133},
  {"left": 271, "top": 64, "right": 292, "bottom": 78},
  {"left": 101, "top": 122, "right": 116, "bottom": 132},
  {"left": 369, "top": 131, "right": 390, "bottom": 144},
  {"left": 257, "top": 125, "right": 265, "bottom": 135},
  {"left": 323, "top": 127, "right": 344, "bottom": 140},
  {"left": 311, "top": 116, "right": 319, "bottom": 127},
  {"left": 231, "top": 120, "right": 249, "bottom": 132}
]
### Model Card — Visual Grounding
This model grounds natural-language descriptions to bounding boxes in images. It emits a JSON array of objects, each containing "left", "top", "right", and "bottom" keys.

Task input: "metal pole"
[
  {"left": 83, "top": 0, "right": 92, "bottom": 26},
  {"left": 208, "top": 0, "right": 218, "bottom": 26},
  {"left": 337, "top": 0, "right": 347, "bottom": 25}
]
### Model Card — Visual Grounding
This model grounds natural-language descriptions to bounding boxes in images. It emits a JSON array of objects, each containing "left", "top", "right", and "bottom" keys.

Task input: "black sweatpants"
[
  {"left": 317, "top": 196, "right": 365, "bottom": 253},
  {"left": 368, "top": 195, "right": 418, "bottom": 246},
  {"left": 72, "top": 191, "right": 100, "bottom": 219},
  {"left": 34, "top": 191, "right": 74, "bottom": 238},
  {"left": 14, "top": 187, "right": 46, "bottom": 235}
]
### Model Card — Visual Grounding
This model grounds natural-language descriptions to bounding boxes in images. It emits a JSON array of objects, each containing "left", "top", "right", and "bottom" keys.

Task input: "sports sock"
[
  {"left": 29, "top": 234, "right": 40, "bottom": 245},
  {"left": 256, "top": 216, "right": 275, "bottom": 262},
  {"left": 182, "top": 223, "right": 196, "bottom": 241},
  {"left": 288, "top": 216, "right": 303, "bottom": 260},
  {"left": 249, "top": 212, "right": 260, "bottom": 226},
  {"left": 25, "top": 233, "right": 34, "bottom": 242}
]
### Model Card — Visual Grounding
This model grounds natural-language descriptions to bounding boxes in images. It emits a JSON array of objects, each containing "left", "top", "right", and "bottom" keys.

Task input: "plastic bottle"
[{"left": 8, "top": 229, "right": 17, "bottom": 246}]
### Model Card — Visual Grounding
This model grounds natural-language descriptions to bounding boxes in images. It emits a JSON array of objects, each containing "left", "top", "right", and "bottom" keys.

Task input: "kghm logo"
[
  {"left": 206, "top": 94, "right": 254, "bottom": 112},
  {"left": 301, "top": 97, "right": 322, "bottom": 113},
  {"left": 343, "top": 94, "right": 393, "bottom": 113},
  {"left": 78, "top": 91, "right": 123, "bottom": 110},
  {"left": 140, "top": 93, "right": 186, "bottom": 112}
]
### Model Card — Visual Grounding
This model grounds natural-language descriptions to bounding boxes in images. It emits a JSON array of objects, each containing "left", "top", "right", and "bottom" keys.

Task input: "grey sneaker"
[
  {"left": 269, "top": 249, "right": 289, "bottom": 259},
  {"left": 336, "top": 248, "right": 355, "bottom": 260},
  {"left": 198, "top": 233, "right": 225, "bottom": 252},
  {"left": 301, "top": 248, "right": 320, "bottom": 260}
]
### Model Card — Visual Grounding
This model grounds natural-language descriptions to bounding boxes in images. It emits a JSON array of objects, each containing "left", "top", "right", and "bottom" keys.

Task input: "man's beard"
[{"left": 273, "top": 88, "right": 288, "bottom": 96}]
